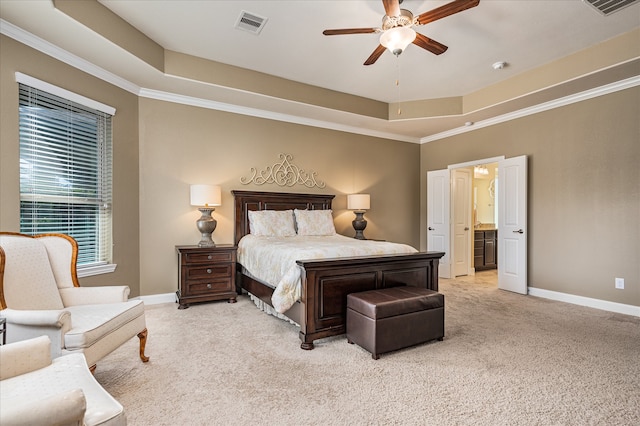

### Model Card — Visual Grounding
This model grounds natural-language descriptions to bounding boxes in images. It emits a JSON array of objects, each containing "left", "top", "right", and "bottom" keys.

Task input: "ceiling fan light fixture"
[{"left": 380, "top": 26, "right": 416, "bottom": 56}]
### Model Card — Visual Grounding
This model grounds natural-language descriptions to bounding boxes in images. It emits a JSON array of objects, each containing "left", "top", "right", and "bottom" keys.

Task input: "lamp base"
[
  {"left": 198, "top": 239, "right": 216, "bottom": 248},
  {"left": 196, "top": 208, "right": 217, "bottom": 247},
  {"left": 352, "top": 211, "right": 367, "bottom": 240}
]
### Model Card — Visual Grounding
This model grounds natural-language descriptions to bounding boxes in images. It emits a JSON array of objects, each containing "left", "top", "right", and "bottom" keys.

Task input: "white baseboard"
[
  {"left": 528, "top": 287, "right": 640, "bottom": 317},
  {"left": 134, "top": 289, "right": 640, "bottom": 318},
  {"left": 132, "top": 292, "right": 177, "bottom": 306}
]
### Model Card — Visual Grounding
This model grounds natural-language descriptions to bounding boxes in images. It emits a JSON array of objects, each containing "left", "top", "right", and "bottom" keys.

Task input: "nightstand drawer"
[
  {"left": 186, "top": 279, "right": 233, "bottom": 296},
  {"left": 183, "top": 251, "right": 234, "bottom": 264},
  {"left": 185, "top": 264, "right": 232, "bottom": 280}
]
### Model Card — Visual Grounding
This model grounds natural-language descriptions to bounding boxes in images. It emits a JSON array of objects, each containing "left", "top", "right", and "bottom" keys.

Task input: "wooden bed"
[{"left": 232, "top": 190, "right": 445, "bottom": 350}]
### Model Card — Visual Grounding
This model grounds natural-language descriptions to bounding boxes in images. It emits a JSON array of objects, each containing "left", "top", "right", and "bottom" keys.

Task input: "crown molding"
[
  {"left": 2, "top": 19, "right": 417, "bottom": 143},
  {"left": 3, "top": 19, "right": 637, "bottom": 145},
  {"left": 1, "top": 19, "right": 140, "bottom": 95},
  {"left": 138, "top": 88, "right": 419, "bottom": 143},
  {"left": 420, "top": 75, "right": 640, "bottom": 144}
]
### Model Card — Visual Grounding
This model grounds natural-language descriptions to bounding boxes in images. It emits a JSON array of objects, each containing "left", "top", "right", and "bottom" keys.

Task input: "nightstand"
[{"left": 175, "top": 245, "right": 237, "bottom": 309}]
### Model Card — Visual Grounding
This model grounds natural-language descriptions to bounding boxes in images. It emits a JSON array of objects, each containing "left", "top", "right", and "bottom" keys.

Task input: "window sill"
[{"left": 77, "top": 263, "right": 117, "bottom": 278}]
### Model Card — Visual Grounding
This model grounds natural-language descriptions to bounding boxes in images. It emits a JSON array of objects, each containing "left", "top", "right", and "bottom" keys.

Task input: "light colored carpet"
[{"left": 95, "top": 272, "right": 640, "bottom": 425}]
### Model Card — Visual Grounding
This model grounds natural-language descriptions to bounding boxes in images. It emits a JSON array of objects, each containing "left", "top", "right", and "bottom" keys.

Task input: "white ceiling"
[
  {"left": 1, "top": 0, "right": 639, "bottom": 142},
  {"left": 98, "top": 0, "right": 639, "bottom": 102}
]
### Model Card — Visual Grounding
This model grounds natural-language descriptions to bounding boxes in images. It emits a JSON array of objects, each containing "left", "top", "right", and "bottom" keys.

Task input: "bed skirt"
[{"left": 248, "top": 292, "right": 299, "bottom": 326}]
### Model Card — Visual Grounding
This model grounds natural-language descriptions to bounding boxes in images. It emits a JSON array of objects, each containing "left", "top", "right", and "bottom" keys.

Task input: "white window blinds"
[{"left": 19, "top": 83, "right": 113, "bottom": 267}]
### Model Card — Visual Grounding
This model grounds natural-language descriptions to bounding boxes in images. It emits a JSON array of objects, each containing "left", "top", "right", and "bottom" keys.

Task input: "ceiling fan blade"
[
  {"left": 364, "top": 45, "right": 387, "bottom": 66},
  {"left": 413, "top": 33, "right": 448, "bottom": 55},
  {"left": 382, "top": 0, "right": 401, "bottom": 17},
  {"left": 416, "top": 0, "right": 480, "bottom": 25},
  {"left": 323, "top": 28, "right": 378, "bottom": 36}
]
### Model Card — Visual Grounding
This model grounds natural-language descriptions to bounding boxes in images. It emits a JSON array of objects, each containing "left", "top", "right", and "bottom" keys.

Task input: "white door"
[
  {"left": 452, "top": 168, "right": 471, "bottom": 276},
  {"left": 427, "top": 169, "right": 451, "bottom": 278},
  {"left": 498, "top": 155, "right": 528, "bottom": 294}
]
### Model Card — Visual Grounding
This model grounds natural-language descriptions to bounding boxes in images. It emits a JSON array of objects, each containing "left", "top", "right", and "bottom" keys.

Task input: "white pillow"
[
  {"left": 248, "top": 210, "right": 296, "bottom": 237},
  {"left": 294, "top": 209, "right": 336, "bottom": 236}
]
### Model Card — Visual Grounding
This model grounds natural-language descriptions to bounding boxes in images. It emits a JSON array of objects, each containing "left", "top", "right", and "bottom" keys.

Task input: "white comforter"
[{"left": 237, "top": 234, "right": 418, "bottom": 313}]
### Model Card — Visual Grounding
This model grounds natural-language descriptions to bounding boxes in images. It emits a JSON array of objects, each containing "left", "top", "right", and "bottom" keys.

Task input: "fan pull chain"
[{"left": 396, "top": 57, "right": 402, "bottom": 116}]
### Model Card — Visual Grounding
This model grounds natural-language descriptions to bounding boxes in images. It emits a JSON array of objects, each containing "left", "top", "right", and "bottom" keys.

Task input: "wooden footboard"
[
  {"left": 239, "top": 251, "right": 444, "bottom": 350},
  {"left": 296, "top": 252, "right": 443, "bottom": 349}
]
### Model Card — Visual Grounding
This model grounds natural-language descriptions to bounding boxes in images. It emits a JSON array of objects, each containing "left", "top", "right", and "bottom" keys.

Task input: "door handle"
[
  {"left": 513, "top": 229, "right": 524, "bottom": 234},
  {"left": 428, "top": 227, "right": 435, "bottom": 231},
  {"left": 464, "top": 227, "right": 470, "bottom": 231}
]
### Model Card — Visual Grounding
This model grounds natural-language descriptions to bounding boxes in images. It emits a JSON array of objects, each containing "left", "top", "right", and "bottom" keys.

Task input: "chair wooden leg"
[{"left": 137, "top": 328, "right": 150, "bottom": 362}]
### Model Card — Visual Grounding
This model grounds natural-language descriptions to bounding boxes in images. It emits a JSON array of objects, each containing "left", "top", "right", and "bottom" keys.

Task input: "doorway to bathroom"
[{"left": 427, "top": 155, "right": 528, "bottom": 294}]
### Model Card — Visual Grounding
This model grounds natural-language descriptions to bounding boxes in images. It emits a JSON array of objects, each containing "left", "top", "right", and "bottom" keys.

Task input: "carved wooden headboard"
[{"left": 231, "top": 190, "right": 335, "bottom": 246}]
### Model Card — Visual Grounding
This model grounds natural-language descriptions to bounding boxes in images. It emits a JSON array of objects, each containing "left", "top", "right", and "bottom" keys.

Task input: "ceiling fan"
[{"left": 322, "top": 0, "right": 480, "bottom": 65}]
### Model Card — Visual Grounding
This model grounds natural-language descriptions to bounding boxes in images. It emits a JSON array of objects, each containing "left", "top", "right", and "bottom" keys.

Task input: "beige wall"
[
  {"left": 3, "top": 33, "right": 638, "bottom": 309},
  {"left": 138, "top": 98, "right": 419, "bottom": 296},
  {"left": 420, "top": 87, "right": 640, "bottom": 307},
  {"left": 1, "top": 36, "right": 420, "bottom": 299},
  {"left": 0, "top": 35, "right": 141, "bottom": 295}
]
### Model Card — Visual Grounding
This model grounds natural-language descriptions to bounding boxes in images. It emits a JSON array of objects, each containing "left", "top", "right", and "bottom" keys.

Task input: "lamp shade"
[
  {"left": 190, "top": 184, "right": 221, "bottom": 207},
  {"left": 347, "top": 194, "right": 370, "bottom": 211},
  {"left": 380, "top": 26, "right": 416, "bottom": 56}
]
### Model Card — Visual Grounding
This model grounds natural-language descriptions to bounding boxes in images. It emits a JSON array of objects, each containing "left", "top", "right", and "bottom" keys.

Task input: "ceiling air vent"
[
  {"left": 235, "top": 11, "right": 268, "bottom": 35},
  {"left": 583, "top": 0, "right": 639, "bottom": 15}
]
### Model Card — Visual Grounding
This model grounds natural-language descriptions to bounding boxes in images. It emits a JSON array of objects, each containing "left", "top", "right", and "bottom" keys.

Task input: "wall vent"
[
  {"left": 235, "top": 11, "right": 268, "bottom": 34},
  {"left": 583, "top": 0, "right": 639, "bottom": 15}
]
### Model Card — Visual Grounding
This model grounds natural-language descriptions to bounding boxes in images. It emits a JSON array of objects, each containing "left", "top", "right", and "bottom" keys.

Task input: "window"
[{"left": 18, "top": 78, "right": 114, "bottom": 273}]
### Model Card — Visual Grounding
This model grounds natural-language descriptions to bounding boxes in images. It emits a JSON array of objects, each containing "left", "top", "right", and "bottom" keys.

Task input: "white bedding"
[{"left": 237, "top": 234, "right": 418, "bottom": 313}]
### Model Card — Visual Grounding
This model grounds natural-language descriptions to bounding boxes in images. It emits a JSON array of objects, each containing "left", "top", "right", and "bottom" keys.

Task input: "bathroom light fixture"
[
  {"left": 190, "top": 184, "right": 222, "bottom": 247},
  {"left": 347, "top": 194, "right": 370, "bottom": 240},
  {"left": 474, "top": 166, "right": 489, "bottom": 178}
]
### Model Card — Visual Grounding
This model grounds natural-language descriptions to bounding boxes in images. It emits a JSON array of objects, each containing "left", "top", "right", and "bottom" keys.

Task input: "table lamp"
[
  {"left": 190, "top": 184, "right": 221, "bottom": 247},
  {"left": 347, "top": 194, "right": 370, "bottom": 240}
]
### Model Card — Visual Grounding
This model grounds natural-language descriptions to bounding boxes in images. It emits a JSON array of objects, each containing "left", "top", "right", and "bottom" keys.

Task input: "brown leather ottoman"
[{"left": 346, "top": 287, "right": 444, "bottom": 359}]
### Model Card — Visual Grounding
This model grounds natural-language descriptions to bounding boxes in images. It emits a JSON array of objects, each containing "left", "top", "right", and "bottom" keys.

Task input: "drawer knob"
[
  {"left": 207, "top": 255, "right": 212, "bottom": 260},
  {"left": 207, "top": 269, "right": 212, "bottom": 274},
  {"left": 207, "top": 284, "right": 212, "bottom": 289}
]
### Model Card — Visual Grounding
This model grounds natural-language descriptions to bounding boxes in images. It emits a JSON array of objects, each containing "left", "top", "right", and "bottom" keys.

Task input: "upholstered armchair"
[
  {"left": 0, "top": 232, "right": 149, "bottom": 370},
  {"left": 0, "top": 335, "right": 126, "bottom": 426}
]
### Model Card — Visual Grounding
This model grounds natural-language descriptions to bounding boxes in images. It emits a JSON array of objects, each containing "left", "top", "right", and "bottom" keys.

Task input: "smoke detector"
[{"left": 492, "top": 61, "right": 507, "bottom": 70}]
